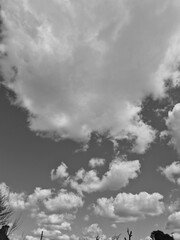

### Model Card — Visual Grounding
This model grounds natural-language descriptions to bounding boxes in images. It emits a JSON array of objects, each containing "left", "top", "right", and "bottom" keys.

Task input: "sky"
[{"left": 1, "top": 0, "right": 180, "bottom": 240}]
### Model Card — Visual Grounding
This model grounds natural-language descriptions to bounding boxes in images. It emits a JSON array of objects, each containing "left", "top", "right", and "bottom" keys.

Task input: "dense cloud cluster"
[
  {"left": 0, "top": 0, "right": 175, "bottom": 153},
  {"left": 93, "top": 192, "right": 165, "bottom": 222},
  {"left": 51, "top": 158, "right": 141, "bottom": 194},
  {"left": 2, "top": 0, "right": 180, "bottom": 239}
]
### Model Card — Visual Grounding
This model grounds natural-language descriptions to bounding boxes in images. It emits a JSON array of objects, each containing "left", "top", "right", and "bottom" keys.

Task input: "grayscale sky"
[{"left": 1, "top": 1, "right": 180, "bottom": 240}]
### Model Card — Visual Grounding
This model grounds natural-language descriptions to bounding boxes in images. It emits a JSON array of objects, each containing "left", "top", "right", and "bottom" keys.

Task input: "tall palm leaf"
[{"left": 0, "top": 191, "right": 12, "bottom": 226}]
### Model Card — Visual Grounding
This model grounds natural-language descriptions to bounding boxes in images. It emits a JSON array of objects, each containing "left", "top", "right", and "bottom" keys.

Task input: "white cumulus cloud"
[
  {"left": 51, "top": 162, "right": 69, "bottom": 181},
  {"left": 44, "top": 189, "right": 84, "bottom": 211},
  {"left": 94, "top": 192, "right": 165, "bottom": 222},
  {"left": 83, "top": 223, "right": 106, "bottom": 240},
  {"left": 1, "top": 0, "right": 177, "bottom": 152},
  {"left": 166, "top": 211, "right": 180, "bottom": 232},
  {"left": 159, "top": 161, "right": 180, "bottom": 185},
  {"left": 70, "top": 159, "right": 140, "bottom": 194},
  {"left": 0, "top": 182, "right": 83, "bottom": 212},
  {"left": 88, "top": 158, "right": 106, "bottom": 168}
]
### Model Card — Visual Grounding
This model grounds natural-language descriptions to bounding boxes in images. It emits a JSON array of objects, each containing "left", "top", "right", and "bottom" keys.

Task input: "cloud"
[
  {"left": 51, "top": 162, "right": 69, "bottom": 181},
  {"left": 0, "top": 183, "right": 52, "bottom": 210},
  {"left": 168, "top": 200, "right": 180, "bottom": 213},
  {"left": 166, "top": 104, "right": 180, "bottom": 154},
  {"left": 93, "top": 192, "right": 165, "bottom": 222},
  {"left": 88, "top": 158, "right": 106, "bottom": 168},
  {"left": 33, "top": 211, "right": 75, "bottom": 225},
  {"left": 70, "top": 235, "right": 79, "bottom": 240},
  {"left": 44, "top": 189, "right": 84, "bottom": 211},
  {"left": 166, "top": 211, "right": 180, "bottom": 231},
  {"left": 27, "top": 208, "right": 78, "bottom": 240},
  {"left": 11, "top": 187, "right": 52, "bottom": 211},
  {"left": 154, "top": 32, "right": 180, "bottom": 89},
  {"left": 83, "top": 223, "right": 106, "bottom": 240},
  {"left": 1, "top": 0, "right": 178, "bottom": 152},
  {"left": 33, "top": 213, "right": 73, "bottom": 234},
  {"left": 33, "top": 228, "right": 63, "bottom": 240},
  {"left": 9, "top": 192, "right": 29, "bottom": 210},
  {"left": 69, "top": 158, "right": 140, "bottom": 194},
  {"left": 26, "top": 236, "right": 39, "bottom": 240},
  {"left": 154, "top": 25, "right": 180, "bottom": 154},
  {"left": 0, "top": 182, "right": 83, "bottom": 212},
  {"left": 159, "top": 161, "right": 180, "bottom": 185},
  {"left": 172, "top": 233, "right": 180, "bottom": 240}
]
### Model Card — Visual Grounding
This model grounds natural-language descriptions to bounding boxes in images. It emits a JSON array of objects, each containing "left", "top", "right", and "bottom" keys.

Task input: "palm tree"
[
  {"left": 0, "top": 191, "right": 12, "bottom": 226},
  {"left": 0, "top": 189, "right": 21, "bottom": 236}
]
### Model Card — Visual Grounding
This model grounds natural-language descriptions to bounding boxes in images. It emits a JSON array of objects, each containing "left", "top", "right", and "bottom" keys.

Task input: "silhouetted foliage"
[
  {"left": 124, "top": 228, "right": 132, "bottom": 240},
  {"left": 0, "top": 190, "right": 21, "bottom": 237},
  {"left": 0, "top": 225, "right": 10, "bottom": 240},
  {"left": 0, "top": 192, "right": 12, "bottom": 226},
  {"left": 96, "top": 235, "right": 100, "bottom": 240},
  {"left": 150, "top": 230, "right": 174, "bottom": 240}
]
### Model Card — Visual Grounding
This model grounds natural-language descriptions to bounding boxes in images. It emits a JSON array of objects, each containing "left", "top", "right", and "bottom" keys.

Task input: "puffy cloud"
[
  {"left": 168, "top": 199, "right": 180, "bottom": 213},
  {"left": 58, "top": 235, "right": 70, "bottom": 240},
  {"left": 159, "top": 161, "right": 180, "bottom": 185},
  {"left": 33, "top": 228, "right": 63, "bottom": 240},
  {"left": 0, "top": 182, "right": 30, "bottom": 210},
  {"left": 50, "top": 158, "right": 140, "bottom": 194},
  {"left": 51, "top": 162, "right": 69, "bottom": 181},
  {"left": 83, "top": 223, "right": 106, "bottom": 240},
  {"left": 42, "top": 222, "right": 72, "bottom": 232},
  {"left": 34, "top": 211, "right": 76, "bottom": 225},
  {"left": 166, "top": 211, "right": 180, "bottom": 231},
  {"left": 88, "top": 158, "right": 106, "bottom": 168},
  {"left": 28, "top": 187, "right": 52, "bottom": 204},
  {"left": 59, "top": 222, "right": 72, "bottom": 231},
  {"left": 30, "top": 211, "right": 75, "bottom": 240},
  {"left": 0, "top": 182, "right": 83, "bottom": 213},
  {"left": 172, "top": 233, "right": 180, "bottom": 240},
  {"left": 140, "top": 237, "right": 152, "bottom": 240},
  {"left": 1, "top": 0, "right": 177, "bottom": 152},
  {"left": 10, "top": 187, "right": 52, "bottom": 210},
  {"left": 70, "top": 159, "right": 140, "bottom": 194},
  {"left": 9, "top": 192, "right": 29, "bottom": 210},
  {"left": 32, "top": 225, "right": 76, "bottom": 240},
  {"left": 94, "top": 192, "right": 165, "bottom": 222},
  {"left": 44, "top": 189, "right": 84, "bottom": 211},
  {"left": 70, "top": 235, "right": 79, "bottom": 240}
]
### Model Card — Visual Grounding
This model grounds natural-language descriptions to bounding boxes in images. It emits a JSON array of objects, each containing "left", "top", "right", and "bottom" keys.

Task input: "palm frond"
[
  {"left": 8, "top": 214, "right": 22, "bottom": 236},
  {"left": 0, "top": 191, "right": 12, "bottom": 226}
]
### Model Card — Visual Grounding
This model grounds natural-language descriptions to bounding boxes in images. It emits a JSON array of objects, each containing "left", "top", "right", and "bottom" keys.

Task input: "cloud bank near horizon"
[{"left": 1, "top": 0, "right": 180, "bottom": 153}]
